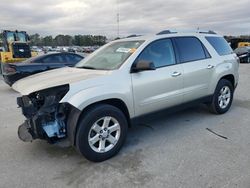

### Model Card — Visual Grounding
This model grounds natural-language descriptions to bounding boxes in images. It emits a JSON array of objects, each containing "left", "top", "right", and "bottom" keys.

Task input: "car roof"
[
  {"left": 43, "top": 52, "right": 83, "bottom": 56},
  {"left": 23, "top": 52, "right": 84, "bottom": 63},
  {"left": 234, "top": 46, "right": 250, "bottom": 52},
  {"left": 116, "top": 30, "right": 221, "bottom": 43}
]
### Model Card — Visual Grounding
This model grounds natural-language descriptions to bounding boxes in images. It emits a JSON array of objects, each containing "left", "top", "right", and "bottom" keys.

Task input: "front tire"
[
  {"left": 208, "top": 79, "right": 234, "bottom": 114},
  {"left": 75, "top": 104, "right": 128, "bottom": 162}
]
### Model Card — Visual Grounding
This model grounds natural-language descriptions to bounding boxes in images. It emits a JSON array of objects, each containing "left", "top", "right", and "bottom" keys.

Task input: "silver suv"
[{"left": 14, "top": 30, "right": 239, "bottom": 162}]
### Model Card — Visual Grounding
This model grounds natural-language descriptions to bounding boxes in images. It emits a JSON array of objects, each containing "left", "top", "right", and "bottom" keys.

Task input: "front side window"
[
  {"left": 76, "top": 41, "right": 144, "bottom": 70},
  {"left": 136, "top": 39, "right": 176, "bottom": 68},
  {"left": 174, "top": 37, "right": 207, "bottom": 63},
  {"left": 206, "top": 36, "right": 233, "bottom": 56}
]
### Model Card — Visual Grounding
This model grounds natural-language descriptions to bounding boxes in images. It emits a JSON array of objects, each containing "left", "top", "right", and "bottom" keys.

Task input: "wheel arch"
[
  {"left": 210, "top": 72, "right": 236, "bottom": 94},
  {"left": 220, "top": 74, "right": 235, "bottom": 88},
  {"left": 70, "top": 98, "right": 131, "bottom": 146}
]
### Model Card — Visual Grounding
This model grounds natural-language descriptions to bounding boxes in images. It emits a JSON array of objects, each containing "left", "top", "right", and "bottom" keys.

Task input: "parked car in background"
[
  {"left": 82, "top": 46, "right": 95, "bottom": 53},
  {"left": 234, "top": 46, "right": 250, "bottom": 63},
  {"left": 31, "top": 46, "right": 43, "bottom": 53},
  {"left": 68, "top": 46, "right": 83, "bottom": 53},
  {"left": 2, "top": 52, "right": 84, "bottom": 86}
]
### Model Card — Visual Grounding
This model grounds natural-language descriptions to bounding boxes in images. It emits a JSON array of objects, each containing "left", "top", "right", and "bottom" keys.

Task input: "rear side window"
[
  {"left": 206, "top": 37, "right": 233, "bottom": 56},
  {"left": 174, "top": 37, "right": 207, "bottom": 63},
  {"left": 42, "top": 55, "right": 65, "bottom": 64}
]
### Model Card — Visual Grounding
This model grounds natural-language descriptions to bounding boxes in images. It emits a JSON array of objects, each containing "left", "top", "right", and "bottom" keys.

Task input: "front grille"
[{"left": 12, "top": 43, "right": 31, "bottom": 58}]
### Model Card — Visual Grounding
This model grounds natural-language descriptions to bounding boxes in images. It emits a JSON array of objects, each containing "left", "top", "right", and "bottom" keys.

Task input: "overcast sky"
[{"left": 0, "top": 0, "right": 249, "bottom": 38}]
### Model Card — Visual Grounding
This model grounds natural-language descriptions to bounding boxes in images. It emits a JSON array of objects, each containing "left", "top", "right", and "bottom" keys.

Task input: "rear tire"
[
  {"left": 75, "top": 104, "right": 128, "bottom": 162},
  {"left": 208, "top": 79, "right": 234, "bottom": 114}
]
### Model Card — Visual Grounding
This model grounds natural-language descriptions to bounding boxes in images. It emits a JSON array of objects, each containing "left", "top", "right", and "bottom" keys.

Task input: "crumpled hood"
[{"left": 12, "top": 67, "right": 109, "bottom": 95}]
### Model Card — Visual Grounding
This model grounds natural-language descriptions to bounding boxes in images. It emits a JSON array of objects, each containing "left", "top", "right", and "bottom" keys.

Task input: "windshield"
[
  {"left": 6, "top": 32, "right": 27, "bottom": 43},
  {"left": 6, "top": 32, "right": 15, "bottom": 42},
  {"left": 234, "top": 47, "right": 250, "bottom": 55},
  {"left": 16, "top": 32, "right": 27, "bottom": 42},
  {"left": 76, "top": 40, "right": 144, "bottom": 70}
]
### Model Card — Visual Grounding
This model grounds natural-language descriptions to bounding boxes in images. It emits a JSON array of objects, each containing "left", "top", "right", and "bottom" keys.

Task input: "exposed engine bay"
[{"left": 17, "top": 85, "right": 70, "bottom": 143}]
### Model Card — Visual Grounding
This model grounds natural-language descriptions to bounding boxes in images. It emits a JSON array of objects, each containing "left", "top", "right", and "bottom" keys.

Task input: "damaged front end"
[{"left": 17, "top": 84, "right": 70, "bottom": 143}]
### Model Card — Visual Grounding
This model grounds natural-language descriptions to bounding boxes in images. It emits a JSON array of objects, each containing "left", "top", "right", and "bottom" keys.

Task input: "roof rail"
[
  {"left": 197, "top": 30, "right": 217, "bottom": 34},
  {"left": 156, "top": 29, "right": 217, "bottom": 35},
  {"left": 156, "top": 30, "right": 177, "bottom": 35},
  {"left": 126, "top": 34, "right": 142, "bottom": 38}
]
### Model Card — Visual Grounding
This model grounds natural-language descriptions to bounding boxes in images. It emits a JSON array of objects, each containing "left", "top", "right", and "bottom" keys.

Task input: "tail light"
[
  {"left": 236, "top": 56, "right": 240, "bottom": 64},
  {"left": 3, "top": 64, "right": 16, "bottom": 75}
]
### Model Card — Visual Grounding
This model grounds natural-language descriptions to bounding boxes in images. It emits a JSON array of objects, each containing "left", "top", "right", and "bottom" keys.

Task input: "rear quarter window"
[{"left": 205, "top": 37, "right": 233, "bottom": 56}]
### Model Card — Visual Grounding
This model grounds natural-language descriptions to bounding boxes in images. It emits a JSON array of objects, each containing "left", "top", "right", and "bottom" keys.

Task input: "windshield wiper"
[{"left": 77, "top": 66, "right": 96, "bottom": 70}]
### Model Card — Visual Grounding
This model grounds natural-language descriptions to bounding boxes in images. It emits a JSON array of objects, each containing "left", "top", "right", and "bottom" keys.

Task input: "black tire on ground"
[
  {"left": 2, "top": 75, "right": 12, "bottom": 86},
  {"left": 0, "top": 62, "right": 3, "bottom": 75},
  {"left": 208, "top": 79, "right": 234, "bottom": 114},
  {"left": 75, "top": 104, "right": 128, "bottom": 162}
]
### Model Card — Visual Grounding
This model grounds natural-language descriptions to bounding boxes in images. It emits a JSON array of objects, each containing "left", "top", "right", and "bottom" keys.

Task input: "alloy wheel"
[{"left": 88, "top": 116, "right": 121, "bottom": 153}]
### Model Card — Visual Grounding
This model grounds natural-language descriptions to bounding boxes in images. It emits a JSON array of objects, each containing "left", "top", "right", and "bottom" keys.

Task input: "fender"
[
  {"left": 61, "top": 84, "right": 134, "bottom": 118},
  {"left": 61, "top": 85, "right": 134, "bottom": 145},
  {"left": 208, "top": 60, "right": 238, "bottom": 94}
]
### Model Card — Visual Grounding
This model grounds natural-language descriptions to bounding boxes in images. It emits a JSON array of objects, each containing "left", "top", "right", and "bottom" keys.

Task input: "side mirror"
[{"left": 131, "top": 60, "right": 156, "bottom": 73}]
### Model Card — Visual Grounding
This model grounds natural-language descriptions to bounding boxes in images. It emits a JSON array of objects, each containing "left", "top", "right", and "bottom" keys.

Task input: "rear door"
[
  {"left": 131, "top": 38, "right": 184, "bottom": 116},
  {"left": 173, "top": 37, "right": 214, "bottom": 102}
]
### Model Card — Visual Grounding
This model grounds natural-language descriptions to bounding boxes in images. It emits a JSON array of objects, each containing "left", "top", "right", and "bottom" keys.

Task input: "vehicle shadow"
[
  {"left": 124, "top": 104, "right": 211, "bottom": 148},
  {"left": 44, "top": 104, "right": 214, "bottom": 187},
  {"left": 34, "top": 103, "right": 212, "bottom": 158},
  {"left": 0, "top": 81, "right": 17, "bottom": 94}
]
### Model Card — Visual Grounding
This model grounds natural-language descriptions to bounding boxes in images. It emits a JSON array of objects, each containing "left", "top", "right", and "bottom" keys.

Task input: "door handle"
[
  {"left": 207, "top": 65, "right": 214, "bottom": 69},
  {"left": 171, "top": 71, "right": 182, "bottom": 77}
]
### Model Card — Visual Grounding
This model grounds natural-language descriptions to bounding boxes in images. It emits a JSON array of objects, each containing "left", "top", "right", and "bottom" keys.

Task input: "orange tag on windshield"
[{"left": 129, "top": 48, "right": 137, "bottom": 53}]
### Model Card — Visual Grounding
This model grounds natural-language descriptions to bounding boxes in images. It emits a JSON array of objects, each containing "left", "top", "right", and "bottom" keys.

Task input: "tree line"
[
  {"left": 29, "top": 34, "right": 107, "bottom": 46},
  {"left": 1, "top": 32, "right": 250, "bottom": 48},
  {"left": 0, "top": 33, "right": 107, "bottom": 47}
]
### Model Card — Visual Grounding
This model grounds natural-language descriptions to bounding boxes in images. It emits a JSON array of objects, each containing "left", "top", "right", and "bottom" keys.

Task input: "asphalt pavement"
[{"left": 0, "top": 65, "right": 250, "bottom": 188}]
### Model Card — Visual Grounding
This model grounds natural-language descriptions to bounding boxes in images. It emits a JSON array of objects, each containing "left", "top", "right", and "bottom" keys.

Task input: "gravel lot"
[{"left": 0, "top": 65, "right": 250, "bottom": 188}]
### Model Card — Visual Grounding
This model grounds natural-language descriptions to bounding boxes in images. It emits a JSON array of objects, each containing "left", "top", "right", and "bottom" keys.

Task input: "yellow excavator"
[{"left": 0, "top": 30, "right": 37, "bottom": 63}]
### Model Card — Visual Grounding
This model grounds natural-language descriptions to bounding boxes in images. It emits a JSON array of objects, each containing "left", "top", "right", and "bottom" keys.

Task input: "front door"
[{"left": 131, "top": 38, "right": 184, "bottom": 117}]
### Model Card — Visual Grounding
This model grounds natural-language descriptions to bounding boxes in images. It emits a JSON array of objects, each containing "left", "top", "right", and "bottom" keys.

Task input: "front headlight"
[
  {"left": 18, "top": 84, "right": 70, "bottom": 117},
  {"left": 31, "top": 84, "right": 69, "bottom": 104}
]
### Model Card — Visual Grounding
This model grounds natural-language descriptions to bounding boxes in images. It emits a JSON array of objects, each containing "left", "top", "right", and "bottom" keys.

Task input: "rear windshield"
[{"left": 205, "top": 37, "right": 233, "bottom": 56}]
